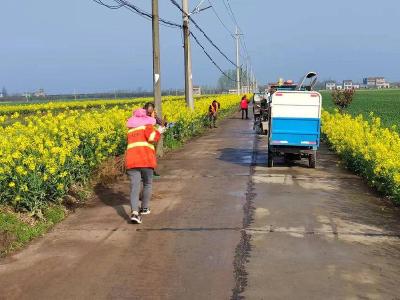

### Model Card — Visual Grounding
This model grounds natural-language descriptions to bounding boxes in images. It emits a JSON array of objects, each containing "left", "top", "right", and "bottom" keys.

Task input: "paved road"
[{"left": 1, "top": 114, "right": 400, "bottom": 300}]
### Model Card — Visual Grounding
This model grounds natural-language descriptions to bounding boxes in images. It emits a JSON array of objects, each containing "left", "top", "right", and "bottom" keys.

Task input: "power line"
[
  {"left": 222, "top": 0, "right": 240, "bottom": 30},
  {"left": 222, "top": 0, "right": 255, "bottom": 81},
  {"left": 93, "top": 0, "right": 237, "bottom": 83},
  {"left": 93, "top": 0, "right": 183, "bottom": 29},
  {"left": 93, "top": 0, "right": 124, "bottom": 9},
  {"left": 190, "top": 32, "right": 235, "bottom": 82},
  {"left": 226, "top": 0, "right": 251, "bottom": 61},
  {"left": 169, "top": 0, "right": 237, "bottom": 68},
  {"left": 206, "top": 0, "right": 233, "bottom": 36},
  {"left": 222, "top": 1, "right": 251, "bottom": 61}
]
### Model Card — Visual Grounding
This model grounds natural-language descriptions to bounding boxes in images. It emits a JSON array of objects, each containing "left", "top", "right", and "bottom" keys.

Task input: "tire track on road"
[{"left": 231, "top": 132, "right": 259, "bottom": 300}]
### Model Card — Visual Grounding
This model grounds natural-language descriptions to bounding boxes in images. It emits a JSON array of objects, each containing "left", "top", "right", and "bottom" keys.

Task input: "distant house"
[
  {"left": 363, "top": 77, "right": 376, "bottom": 87},
  {"left": 0, "top": 92, "right": 3, "bottom": 98},
  {"left": 353, "top": 84, "right": 360, "bottom": 89},
  {"left": 325, "top": 81, "right": 336, "bottom": 90},
  {"left": 228, "top": 89, "right": 237, "bottom": 94},
  {"left": 390, "top": 82, "right": 400, "bottom": 88},
  {"left": 192, "top": 86, "right": 201, "bottom": 96},
  {"left": 34, "top": 89, "right": 46, "bottom": 97},
  {"left": 343, "top": 80, "right": 353, "bottom": 90},
  {"left": 363, "top": 77, "right": 390, "bottom": 89},
  {"left": 23, "top": 93, "right": 31, "bottom": 101},
  {"left": 241, "top": 86, "right": 250, "bottom": 93}
]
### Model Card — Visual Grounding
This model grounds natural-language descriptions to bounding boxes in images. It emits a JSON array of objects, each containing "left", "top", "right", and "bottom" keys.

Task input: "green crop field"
[{"left": 321, "top": 89, "right": 400, "bottom": 130}]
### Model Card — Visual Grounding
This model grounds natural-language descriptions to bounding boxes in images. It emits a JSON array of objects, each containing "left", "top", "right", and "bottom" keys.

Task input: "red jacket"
[
  {"left": 125, "top": 125, "right": 161, "bottom": 170},
  {"left": 240, "top": 99, "right": 248, "bottom": 109}
]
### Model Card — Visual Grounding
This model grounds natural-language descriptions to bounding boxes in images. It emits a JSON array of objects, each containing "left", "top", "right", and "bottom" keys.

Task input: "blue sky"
[{"left": 1, "top": 0, "right": 399, "bottom": 94}]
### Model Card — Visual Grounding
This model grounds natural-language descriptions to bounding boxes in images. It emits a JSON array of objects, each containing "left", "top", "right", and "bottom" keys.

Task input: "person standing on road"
[
  {"left": 240, "top": 95, "right": 249, "bottom": 119},
  {"left": 209, "top": 99, "right": 220, "bottom": 128},
  {"left": 125, "top": 108, "right": 166, "bottom": 224},
  {"left": 143, "top": 102, "right": 166, "bottom": 177},
  {"left": 144, "top": 102, "right": 167, "bottom": 127}
]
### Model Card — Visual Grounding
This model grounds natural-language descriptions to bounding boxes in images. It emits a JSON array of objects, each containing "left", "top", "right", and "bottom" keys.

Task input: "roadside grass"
[{"left": 0, "top": 205, "right": 66, "bottom": 256}]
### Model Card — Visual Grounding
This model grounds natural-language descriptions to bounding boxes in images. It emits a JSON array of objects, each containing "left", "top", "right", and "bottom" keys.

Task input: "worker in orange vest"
[
  {"left": 240, "top": 95, "right": 249, "bottom": 119},
  {"left": 209, "top": 99, "right": 220, "bottom": 128},
  {"left": 125, "top": 108, "right": 166, "bottom": 224}
]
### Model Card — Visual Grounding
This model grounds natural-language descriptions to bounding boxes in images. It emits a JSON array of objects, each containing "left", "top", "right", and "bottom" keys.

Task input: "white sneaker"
[
  {"left": 130, "top": 211, "right": 142, "bottom": 224},
  {"left": 140, "top": 208, "right": 151, "bottom": 215}
]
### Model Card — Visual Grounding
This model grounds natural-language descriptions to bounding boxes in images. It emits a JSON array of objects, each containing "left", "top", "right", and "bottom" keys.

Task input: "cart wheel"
[
  {"left": 268, "top": 152, "right": 274, "bottom": 168},
  {"left": 309, "top": 153, "right": 316, "bottom": 168},
  {"left": 283, "top": 153, "right": 291, "bottom": 162}
]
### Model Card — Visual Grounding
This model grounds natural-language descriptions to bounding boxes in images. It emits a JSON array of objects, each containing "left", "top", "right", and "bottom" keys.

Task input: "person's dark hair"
[
  {"left": 242, "top": 95, "right": 246, "bottom": 100},
  {"left": 212, "top": 100, "right": 217, "bottom": 103},
  {"left": 144, "top": 102, "right": 155, "bottom": 110}
]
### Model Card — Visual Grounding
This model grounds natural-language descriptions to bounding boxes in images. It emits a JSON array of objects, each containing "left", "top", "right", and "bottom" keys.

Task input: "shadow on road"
[
  {"left": 217, "top": 147, "right": 311, "bottom": 168},
  {"left": 94, "top": 183, "right": 131, "bottom": 222},
  {"left": 217, "top": 148, "right": 254, "bottom": 167}
]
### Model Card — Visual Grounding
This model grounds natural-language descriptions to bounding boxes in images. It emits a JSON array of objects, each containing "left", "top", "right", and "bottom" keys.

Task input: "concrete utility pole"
[
  {"left": 250, "top": 65, "right": 254, "bottom": 92},
  {"left": 246, "top": 61, "right": 250, "bottom": 93},
  {"left": 152, "top": 0, "right": 163, "bottom": 154},
  {"left": 182, "top": 0, "right": 194, "bottom": 110},
  {"left": 252, "top": 72, "right": 255, "bottom": 92},
  {"left": 234, "top": 26, "right": 241, "bottom": 95},
  {"left": 152, "top": 0, "right": 162, "bottom": 116}
]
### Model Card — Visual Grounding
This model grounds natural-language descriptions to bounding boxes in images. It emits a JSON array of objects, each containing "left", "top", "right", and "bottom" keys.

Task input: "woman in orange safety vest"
[
  {"left": 125, "top": 108, "right": 165, "bottom": 224},
  {"left": 209, "top": 100, "right": 220, "bottom": 128}
]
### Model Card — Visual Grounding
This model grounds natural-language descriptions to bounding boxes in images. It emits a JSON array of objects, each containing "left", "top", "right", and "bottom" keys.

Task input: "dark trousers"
[
  {"left": 241, "top": 108, "right": 248, "bottom": 119},
  {"left": 209, "top": 113, "right": 217, "bottom": 127}
]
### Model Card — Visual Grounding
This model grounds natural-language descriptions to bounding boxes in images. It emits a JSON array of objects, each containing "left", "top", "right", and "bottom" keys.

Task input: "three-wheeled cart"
[
  {"left": 252, "top": 93, "right": 270, "bottom": 135},
  {"left": 267, "top": 72, "right": 322, "bottom": 168},
  {"left": 252, "top": 93, "right": 263, "bottom": 133}
]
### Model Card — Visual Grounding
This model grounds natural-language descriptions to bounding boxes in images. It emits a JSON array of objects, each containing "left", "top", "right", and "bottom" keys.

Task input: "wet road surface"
[{"left": 1, "top": 114, "right": 400, "bottom": 300}]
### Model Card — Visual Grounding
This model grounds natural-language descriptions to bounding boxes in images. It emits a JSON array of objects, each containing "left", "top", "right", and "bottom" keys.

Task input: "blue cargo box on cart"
[
  {"left": 270, "top": 117, "right": 320, "bottom": 149},
  {"left": 267, "top": 91, "right": 322, "bottom": 167}
]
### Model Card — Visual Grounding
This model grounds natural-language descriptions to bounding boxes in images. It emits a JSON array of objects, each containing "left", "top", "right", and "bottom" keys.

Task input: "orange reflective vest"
[
  {"left": 125, "top": 125, "right": 161, "bottom": 170},
  {"left": 209, "top": 103, "right": 219, "bottom": 114}
]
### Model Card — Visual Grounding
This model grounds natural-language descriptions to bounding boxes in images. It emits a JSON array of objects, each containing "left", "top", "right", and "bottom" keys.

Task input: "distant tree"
[
  {"left": 1, "top": 87, "right": 8, "bottom": 97},
  {"left": 217, "top": 69, "right": 235, "bottom": 91},
  {"left": 313, "top": 81, "right": 326, "bottom": 90},
  {"left": 332, "top": 88, "right": 355, "bottom": 113},
  {"left": 217, "top": 68, "right": 250, "bottom": 92}
]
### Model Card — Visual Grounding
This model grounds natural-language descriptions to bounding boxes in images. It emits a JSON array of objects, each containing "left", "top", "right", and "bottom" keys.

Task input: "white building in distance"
[
  {"left": 363, "top": 77, "right": 390, "bottom": 89},
  {"left": 325, "top": 81, "right": 336, "bottom": 90},
  {"left": 343, "top": 80, "right": 353, "bottom": 90}
]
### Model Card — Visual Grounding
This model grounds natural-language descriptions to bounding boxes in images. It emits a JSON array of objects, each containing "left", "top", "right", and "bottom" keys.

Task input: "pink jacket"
[{"left": 240, "top": 99, "right": 248, "bottom": 109}]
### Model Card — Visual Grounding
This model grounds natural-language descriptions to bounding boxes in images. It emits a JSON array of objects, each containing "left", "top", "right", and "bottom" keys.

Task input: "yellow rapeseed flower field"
[
  {"left": 322, "top": 110, "right": 400, "bottom": 203},
  {"left": 0, "top": 95, "right": 240, "bottom": 211}
]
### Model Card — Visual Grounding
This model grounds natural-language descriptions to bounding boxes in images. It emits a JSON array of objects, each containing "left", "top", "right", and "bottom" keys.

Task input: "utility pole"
[
  {"left": 246, "top": 61, "right": 250, "bottom": 93},
  {"left": 234, "top": 27, "right": 241, "bottom": 95},
  {"left": 152, "top": 0, "right": 163, "bottom": 154},
  {"left": 182, "top": 0, "right": 194, "bottom": 110},
  {"left": 249, "top": 65, "right": 253, "bottom": 92},
  {"left": 252, "top": 72, "right": 255, "bottom": 92}
]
